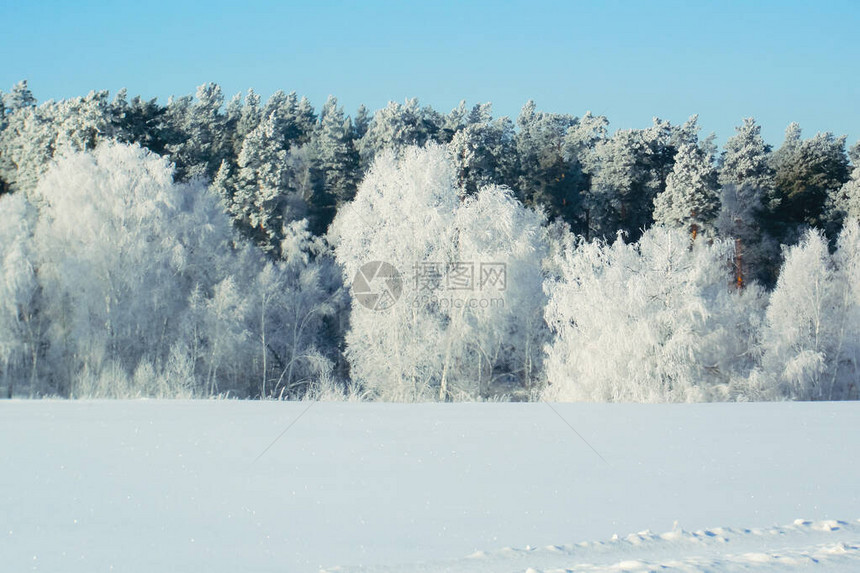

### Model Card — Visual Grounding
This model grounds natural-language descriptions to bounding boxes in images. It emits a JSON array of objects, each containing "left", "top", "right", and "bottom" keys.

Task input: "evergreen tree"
[
  {"left": 233, "top": 88, "right": 262, "bottom": 155},
  {"left": 770, "top": 125, "right": 849, "bottom": 234},
  {"left": 0, "top": 90, "right": 114, "bottom": 194},
  {"left": 716, "top": 118, "right": 777, "bottom": 285},
  {"left": 352, "top": 104, "right": 370, "bottom": 141},
  {"left": 582, "top": 118, "right": 692, "bottom": 241},
  {"left": 448, "top": 113, "right": 516, "bottom": 195},
  {"left": 215, "top": 114, "right": 304, "bottom": 256},
  {"left": 357, "top": 99, "right": 436, "bottom": 168},
  {"left": 439, "top": 100, "right": 468, "bottom": 143},
  {"left": 514, "top": 101, "right": 584, "bottom": 227},
  {"left": 716, "top": 182, "right": 779, "bottom": 287},
  {"left": 164, "top": 83, "right": 230, "bottom": 181},
  {"left": 2, "top": 80, "right": 36, "bottom": 113},
  {"left": 111, "top": 89, "right": 168, "bottom": 154},
  {"left": 653, "top": 143, "right": 720, "bottom": 238},
  {"left": 309, "top": 96, "right": 360, "bottom": 229},
  {"left": 834, "top": 161, "right": 860, "bottom": 222},
  {"left": 719, "top": 118, "right": 774, "bottom": 191},
  {"left": 263, "top": 90, "right": 316, "bottom": 148}
]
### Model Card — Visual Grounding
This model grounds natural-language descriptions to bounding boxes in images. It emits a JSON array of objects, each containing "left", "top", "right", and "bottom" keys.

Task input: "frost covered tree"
[
  {"left": 32, "top": 142, "right": 235, "bottom": 396},
  {"left": 514, "top": 101, "right": 584, "bottom": 225},
  {"left": 826, "top": 142, "right": 860, "bottom": 227},
  {"left": 715, "top": 118, "right": 778, "bottom": 285},
  {"left": 448, "top": 111, "right": 516, "bottom": 195},
  {"left": 228, "top": 89, "right": 262, "bottom": 156},
  {"left": 771, "top": 126, "right": 849, "bottom": 233},
  {"left": 715, "top": 183, "right": 780, "bottom": 287},
  {"left": 331, "top": 144, "right": 547, "bottom": 401},
  {"left": 653, "top": 143, "right": 720, "bottom": 237},
  {"left": 719, "top": 118, "right": 774, "bottom": 191},
  {"left": 582, "top": 118, "right": 690, "bottom": 241},
  {"left": 543, "top": 226, "right": 767, "bottom": 402},
  {"left": 309, "top": 96, "right": 360, "bottom": 227},
  {"left": 352, "top": 104, "right": 370, "bottom": 141},
  {"left": 0, "top": 193, "right": 39, "bottom": 397},
  {"left": 163, "top": 83, "right": 231, "bottom": 181},
  {"left": 758, "top": 226, "right": 860, "bottom": 400},
  {"left": 356, "top": 99, "right": 439, "bottom": 167},
  {"left": 834, "top": 162, "right": 860, "bottom": 222},
  {"left": 253, "top": 220, "right": 348, "bottom": 398},
  {"left": 768, "top": 122, "right": 802, "bottom": 196},
  {"left": 110, "top": 89, "right": 168, "bottom": 154},
  {"left": 213, "top": 113, "right": 311, "bottom": 256},
  {"left": 261, "top": 90, "right": 317, "bottom": 148},
  {"left": 28, "top": 141, "right": 342, "bottom": 398},
  {"left": 0, "top": 90, "right": 114, "bottom": 194},
  {"left": 0, "top": 105, "right": 54, "bottom": 194},
  {"left": 2, "top": 80, "right": 36, "bottom": 113}
]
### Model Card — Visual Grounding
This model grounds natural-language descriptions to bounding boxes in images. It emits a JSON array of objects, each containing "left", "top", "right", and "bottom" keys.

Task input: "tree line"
[{"left": 1, "top": 80, "right": 858, "bottom": 401}]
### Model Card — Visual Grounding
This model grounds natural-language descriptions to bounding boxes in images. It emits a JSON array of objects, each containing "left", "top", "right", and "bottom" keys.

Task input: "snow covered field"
[{"left": 2, "top": 400, "right": 858, "bottom": 572}]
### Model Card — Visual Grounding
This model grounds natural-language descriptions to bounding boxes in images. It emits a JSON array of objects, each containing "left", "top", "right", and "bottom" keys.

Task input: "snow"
[{"left": 1, "top": 400, "right": 858, "bottom": 572}]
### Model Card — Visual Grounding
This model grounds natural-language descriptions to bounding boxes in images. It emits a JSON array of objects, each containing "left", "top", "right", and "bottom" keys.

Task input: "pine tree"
[
  {"left": 233, "top": 88, "right": 262, "bottom": 155},
  {"left": 771, "top": 129, "right": 849, "bottom": 232},
  {"left": 225, "top": 115, "right": 297, "bottom": 255},
  {"left": 514, "top": 101, "right": 584, "bottom": 227},
  {"left": 310, "top": 96, "right": 360, "bottom": 227},
  {"left": 352, "top": 104, "right": 370, "bottom": 141},
  {"left": 824, "top": 141, "right": 860, "bottom": 229},
  {"left": 2, "top": 80, "right": 36, "bottom": 113},
  {"left": 448, "top": 113, "right": 516, "bottom": 195},
  {"left": 111, "top": 90, "right": 168, "bottom": 154},
  {"left": 582, "top": 118, "right": 690, "bottom": 241},
  {"left": 719, "top": 118, "right": 774, "bottom": 191},
  {"left": 357, "top": 99, "right": 435, "bottom": 167},
  {"left": 653, "top": 143, "right": 720, "bottom": 238},
  {"left": 716, "top": 118, "right": 777, "bottom": 285},
  {"left": 0, "top": 90, "right": 114, "bottom": 195},
  {"left": 263, "top": 90, "right": 316, "bottom": 148},
  {"left": 836, "top": 162, "right": 860, "bottom": 222},
  {"left": 163, "top": 83, "right": 231, "bottom": 181}
]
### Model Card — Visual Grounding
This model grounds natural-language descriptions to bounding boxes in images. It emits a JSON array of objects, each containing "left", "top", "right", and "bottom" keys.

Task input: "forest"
[{"left": 1, "top": 79, "right": 858, "bottom": 402}]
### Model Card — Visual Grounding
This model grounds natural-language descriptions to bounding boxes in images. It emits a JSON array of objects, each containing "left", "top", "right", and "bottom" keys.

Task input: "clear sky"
[{"left": 2, "top": 0, "right": 858, "bottom": 148}]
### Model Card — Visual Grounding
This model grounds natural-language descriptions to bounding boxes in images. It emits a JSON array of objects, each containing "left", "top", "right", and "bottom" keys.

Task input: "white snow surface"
[{"left": 1, "top": 400, "right": 858, "bottom": 572}]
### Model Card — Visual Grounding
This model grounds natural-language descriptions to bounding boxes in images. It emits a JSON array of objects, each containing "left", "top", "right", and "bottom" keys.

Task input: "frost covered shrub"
[
  {"left": 542, "top": 226, "right": 768, "bottom": 402},
  {"left": 330, "top": 144, "right": 548, "bottom": 401},
  {"left": 757, "top": 224, "right": 860, "bottom": 400}
]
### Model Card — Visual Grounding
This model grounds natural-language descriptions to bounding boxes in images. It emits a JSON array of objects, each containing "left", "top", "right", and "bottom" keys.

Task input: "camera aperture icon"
[{"left": 353, "top": 261, "right": 403, "bottom": 311}]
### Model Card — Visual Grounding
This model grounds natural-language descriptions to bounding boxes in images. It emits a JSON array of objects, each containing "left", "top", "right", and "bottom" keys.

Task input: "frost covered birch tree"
[
  {"left": 0, "top": 193, "right": 39, "bottom": 397},
  {"left": 27, "top": 141, "right": 342, "bottom": 398},
  {"left": 331, "top": 144, "right": 547, "bottom": 401},
  {"left": 543, "top": 226, "right": 767, "bottom": 402},
  {"left": 758, "top": 225, "right": 860, "bottom": 400}
]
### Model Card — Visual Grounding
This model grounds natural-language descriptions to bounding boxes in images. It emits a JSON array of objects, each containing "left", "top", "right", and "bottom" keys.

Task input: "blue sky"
[{"left": 3, "top": 0, "right": 858, "bottom": 148}]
